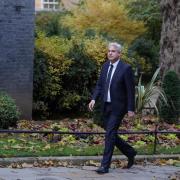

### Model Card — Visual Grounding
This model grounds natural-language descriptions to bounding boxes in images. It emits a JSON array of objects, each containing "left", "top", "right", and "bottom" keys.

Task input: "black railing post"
[{"left": 153, "top": 123, "right": 158, "bottom": 154}]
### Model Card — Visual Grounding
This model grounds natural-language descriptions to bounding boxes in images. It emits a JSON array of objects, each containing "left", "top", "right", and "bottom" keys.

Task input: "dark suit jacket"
[{"left": 92, "top": 60, "right": 135, "bottom": 116}]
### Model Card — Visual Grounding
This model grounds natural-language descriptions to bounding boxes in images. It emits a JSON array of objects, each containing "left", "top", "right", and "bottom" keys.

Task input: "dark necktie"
[{"left": 104, "top": 64, "right": 113, "bottom": 102}]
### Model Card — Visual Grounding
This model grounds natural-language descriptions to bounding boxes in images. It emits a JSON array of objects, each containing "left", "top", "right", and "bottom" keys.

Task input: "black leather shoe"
[
  {"left": 127, "top": 151, "right": 137, "bottom": 169},
  {"left": 95, "top": 166, "right": 109, "bottom": 174}
]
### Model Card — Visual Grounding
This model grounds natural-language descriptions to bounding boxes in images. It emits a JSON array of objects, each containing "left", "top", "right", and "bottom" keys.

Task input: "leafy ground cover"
[{"left": 0, "top": 116, "right": 179, "bottom": 158}]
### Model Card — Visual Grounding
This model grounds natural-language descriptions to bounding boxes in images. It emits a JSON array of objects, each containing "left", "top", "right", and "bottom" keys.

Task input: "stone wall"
[
  {"left": 160, "top": 0, "right": 180, "bottom": 77},
  {"left": 0, "top": 0, "right": 34, "bottom": 119}
]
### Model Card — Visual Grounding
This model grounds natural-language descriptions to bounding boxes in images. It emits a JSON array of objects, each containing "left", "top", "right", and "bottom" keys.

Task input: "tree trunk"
[{"left": 160, "top": 0, "right": 180, "bottom": 77}]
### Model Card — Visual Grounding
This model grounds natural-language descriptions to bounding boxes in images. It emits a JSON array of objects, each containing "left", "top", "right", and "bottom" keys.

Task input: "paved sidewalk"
[{"left": 0, "top": 165, "right": 179, "bottom": 180}]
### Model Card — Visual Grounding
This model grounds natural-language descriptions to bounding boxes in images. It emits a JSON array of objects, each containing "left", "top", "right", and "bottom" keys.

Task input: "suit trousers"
[{"left": 101, "top": 102, "right": 136, "bottom": 169}]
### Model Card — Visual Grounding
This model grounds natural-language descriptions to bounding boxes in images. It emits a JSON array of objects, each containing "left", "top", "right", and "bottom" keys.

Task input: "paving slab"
[
  {"left": 0, "top": 165, "right": 179, "bottom": 180},
  {"left": 0, "top": 154, "right": 179, "bottom": 166}
]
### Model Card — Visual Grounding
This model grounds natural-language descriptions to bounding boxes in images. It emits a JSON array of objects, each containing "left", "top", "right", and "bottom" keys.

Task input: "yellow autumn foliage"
[
  {"left": 83, "top": 36, "right": 107, "bottom": 66},
  {"left": 62, "top": 0, "right": 146, "bottom": 44},
  {"left": 36, "top": 31, "right": 72, "bottom": 75},
  {"left": 69, "top": 34, "right": 135, "bottom": 66},
  {"left": 35, "top": 31, "right": 72, "bottom": 96}
]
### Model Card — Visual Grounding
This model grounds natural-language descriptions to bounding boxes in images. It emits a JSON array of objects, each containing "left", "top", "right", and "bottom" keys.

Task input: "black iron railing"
[{"left": 0, "top": 128, "right": 179, "bottom": 154}]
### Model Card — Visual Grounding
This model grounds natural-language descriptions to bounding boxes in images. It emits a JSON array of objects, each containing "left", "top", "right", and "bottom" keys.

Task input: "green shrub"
[
  {"left": 60, "top": 40, "right": 98, "bottom": 113},
  {"left": 32, "top": 101, "right": 49, "bottom": 120},
  {"left": 129, "top": 37, "right": 159, "bottom": 78},
  {"left": 0, "top": 92, "right": 20, "bottom": 129},
  {"left": 160, "top": 71, "right": 180, "bottom": 124},
  {"left": 33, "top": 32, "right": 72, "bottom": 118},
  {"left": 34, "top": 12, "right": 151, "bottom": 119}
]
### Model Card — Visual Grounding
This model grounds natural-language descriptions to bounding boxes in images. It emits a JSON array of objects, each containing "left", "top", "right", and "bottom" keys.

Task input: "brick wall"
[{"left": 0, "top": 0, "right": 34, "bottom": 119}]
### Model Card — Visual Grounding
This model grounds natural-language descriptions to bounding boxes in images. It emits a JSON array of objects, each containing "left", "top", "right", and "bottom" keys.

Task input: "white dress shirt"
[{"left": 106, "top": 60, "right": 120, "bottom": 102}]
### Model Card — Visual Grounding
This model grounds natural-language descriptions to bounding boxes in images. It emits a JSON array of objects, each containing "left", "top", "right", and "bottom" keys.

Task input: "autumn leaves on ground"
[
  {"left": 0, "top": 116, "right": 179, "bottom": 157},
  {"left": 0, "top": 116, "right": 180, "bottom": 168}
]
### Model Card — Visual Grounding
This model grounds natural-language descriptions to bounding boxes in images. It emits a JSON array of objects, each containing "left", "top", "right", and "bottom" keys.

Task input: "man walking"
[{"left": 89, "top": 42, "right": 137, "bottom": 174}]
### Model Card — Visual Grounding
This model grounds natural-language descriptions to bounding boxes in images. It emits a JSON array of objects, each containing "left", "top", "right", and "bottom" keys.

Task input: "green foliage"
[
  {"left": 126, "top": 0, "right": 161, "bottom": 80},
  {"left": 34, "top": 30, "right": 101, "bottom": 117},
  {"left": 165, "top": 134, "right": 178, "bottom": 141},
  {"left": 120, "top": 135, "right": 128, "bottom": 141},
  {"left": 160, "top": 71, "right": 180, "bottom": 124},
  {"left": 126, "top": 0, "right": 161, "bottom": 44},
  {"left": 34, "top": 10, "right": 156, "bottom": 119},
  {"left": 61, "top": 40, "right": 98, "bottom": 112},
  {"left": 36, "top": 12, "right": 72, "bottom": 38},
  {"left": 145, "top": 135, "right": 154, "bottom": 143},
  {"left": 135, "top": 67, "right": 167, "bottom": 115},
  {"left": 133, "top": 140, "right": 146, "bottom": 148},
  {"left": 129, "top": 37, "right": 159, "bottom": 80},
  {"left": 0, "top": 92, "right": 20, "bottom": 129},
  {"left": 33, "top": 31, "right": 72, "bottom": 118}
]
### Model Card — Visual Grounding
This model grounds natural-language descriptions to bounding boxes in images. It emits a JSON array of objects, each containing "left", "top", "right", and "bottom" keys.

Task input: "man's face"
[{"left": 107, "top": 46, "right": 120, "bottom": 63}]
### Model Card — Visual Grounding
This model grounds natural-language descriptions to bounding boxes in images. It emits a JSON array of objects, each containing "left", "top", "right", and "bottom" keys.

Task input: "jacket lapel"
[
  {"left": 111, "top": 60, "right": 123, "bottom": 84},
  {"left": 103, "top": 61, "right": 110, "bottom": 81}
]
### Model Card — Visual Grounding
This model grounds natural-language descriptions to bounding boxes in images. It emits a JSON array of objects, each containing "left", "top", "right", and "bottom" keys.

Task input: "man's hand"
[
  {"left": 88, "top": 100, "right": 95, "bottom": 111},
  {"left": 128, "top": 111, "right": 135, "bottom": 118}
]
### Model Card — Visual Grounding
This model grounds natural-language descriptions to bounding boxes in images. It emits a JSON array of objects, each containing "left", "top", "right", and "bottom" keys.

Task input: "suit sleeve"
[
  {"left": 92, "top": 68, "right": 104, "bottom": 101},
  {"left": 124, "top": 66, "right": 135, "bottom": 112}
]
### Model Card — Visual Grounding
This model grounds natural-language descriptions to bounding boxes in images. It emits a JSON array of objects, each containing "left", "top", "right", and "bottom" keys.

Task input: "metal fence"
[{"left": 0, "top": 127, "right": 179, "bottom": 154}]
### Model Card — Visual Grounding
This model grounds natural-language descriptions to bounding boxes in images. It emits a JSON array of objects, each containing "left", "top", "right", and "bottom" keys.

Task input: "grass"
[{"left": 0, "top": 136, "right": 179, "bottom": 157}]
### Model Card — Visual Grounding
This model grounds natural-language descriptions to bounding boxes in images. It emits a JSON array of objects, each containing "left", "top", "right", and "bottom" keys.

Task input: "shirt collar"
[{"left": 110, "top": 59, "right": 120, "bottom": 69}]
